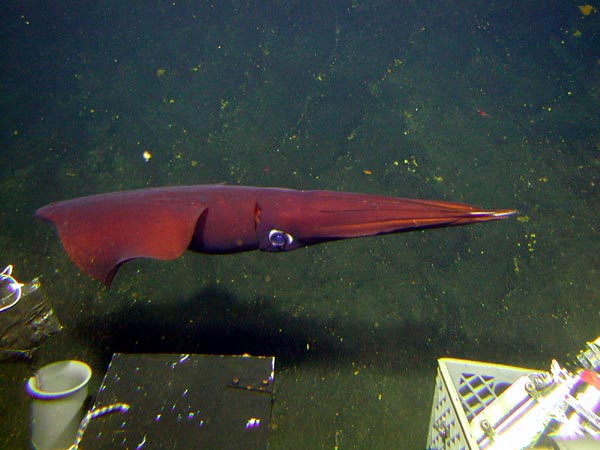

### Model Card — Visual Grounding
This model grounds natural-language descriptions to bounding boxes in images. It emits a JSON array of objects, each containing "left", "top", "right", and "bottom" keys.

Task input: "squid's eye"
[{"left": 268, "top": 229, "right": 294, "bottom": 248}]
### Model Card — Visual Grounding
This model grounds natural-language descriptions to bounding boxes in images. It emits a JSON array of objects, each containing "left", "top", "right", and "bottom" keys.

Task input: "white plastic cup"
[{"left": 26, "top": 360, "right": 92, "bottom": 450}]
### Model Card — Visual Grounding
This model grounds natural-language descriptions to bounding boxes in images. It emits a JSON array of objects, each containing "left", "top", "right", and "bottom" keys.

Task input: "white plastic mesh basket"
[{"left": 426, "top": 358, "right": 534, "bottom": 450}]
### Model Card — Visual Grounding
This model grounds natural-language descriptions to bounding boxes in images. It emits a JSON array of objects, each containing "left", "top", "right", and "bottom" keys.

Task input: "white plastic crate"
[{"left": 426, "top": 358, "right": 535, "bottom": 450}]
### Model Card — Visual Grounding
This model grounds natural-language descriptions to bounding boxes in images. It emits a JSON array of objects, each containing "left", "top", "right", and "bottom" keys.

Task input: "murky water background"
[{"left": 1, "top": 1, "right": 598, "bottom": 448}]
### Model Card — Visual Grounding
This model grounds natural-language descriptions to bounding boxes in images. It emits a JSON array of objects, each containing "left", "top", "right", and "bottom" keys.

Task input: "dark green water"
[{"left": 1, "top": 1, "right": 598, "bottom": 448}]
